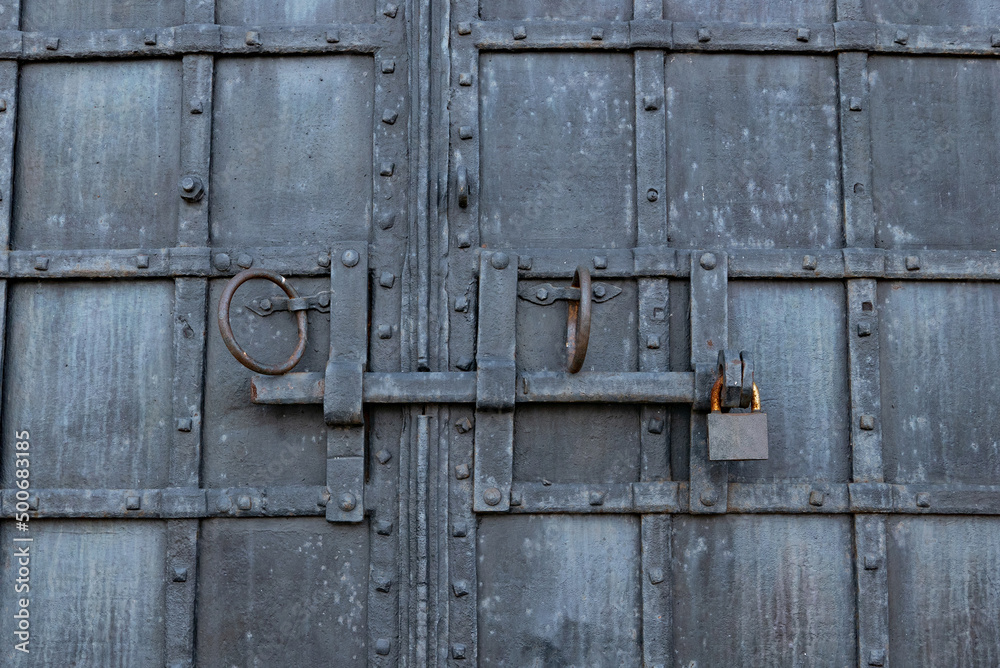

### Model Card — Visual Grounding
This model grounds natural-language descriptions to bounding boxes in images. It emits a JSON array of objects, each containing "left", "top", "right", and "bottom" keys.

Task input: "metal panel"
[
  {"left": 479, "top": 0, "right": 631, "bottom": 20},
  {"left": 215, "top": 0, "right": 375, "bottom": 25},
  {"left": 664, "top": 0, "right": 834, "bottom": 22},
  {"left": 21, "top": 0, "right": 185, "bottom": 30}
]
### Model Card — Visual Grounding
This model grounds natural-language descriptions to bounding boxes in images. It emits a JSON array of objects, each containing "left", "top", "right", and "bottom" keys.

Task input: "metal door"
[
  {"left": 0, "top": 0, "right": 409, "bottom": 665},
  {"left": 1, "top": 0, "right": 999, "bottom": 666}
]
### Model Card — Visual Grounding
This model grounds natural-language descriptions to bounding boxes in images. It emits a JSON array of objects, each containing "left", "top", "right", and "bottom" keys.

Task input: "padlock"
[{"left": 707, "top": 375, "right": 768, "bottom": 460}]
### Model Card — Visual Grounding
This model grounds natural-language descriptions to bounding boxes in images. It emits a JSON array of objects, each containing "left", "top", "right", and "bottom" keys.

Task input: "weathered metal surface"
[{"left": 0, "top": 0, "right": 997, "bottom": 664}]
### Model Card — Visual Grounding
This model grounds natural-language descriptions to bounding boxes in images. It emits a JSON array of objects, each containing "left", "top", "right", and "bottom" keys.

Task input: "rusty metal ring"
[
  {"left": 711, "top": 376, "right": 761, "bottom": 412},
  {"left": 218, "top": 269, "right": 307, "bottom": 375},
  {"left": 566, "top": 265, "right": 592, "bottom": 373}
]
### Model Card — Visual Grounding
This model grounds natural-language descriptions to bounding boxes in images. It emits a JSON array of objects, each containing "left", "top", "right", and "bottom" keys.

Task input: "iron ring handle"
[
  {"left": 218, "top": 269, "right": 308, "bottom": 375},
  {"left": 566, "top": 265, "right": 592, "bottom": 373}
]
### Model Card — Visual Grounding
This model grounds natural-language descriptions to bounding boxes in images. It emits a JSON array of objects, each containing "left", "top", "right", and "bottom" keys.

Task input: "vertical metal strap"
[
  {"left": 838, "top": 52, "right": 876, "bottom": 248},
  {"left": 167, "top": 3, "right": 213, "bottom": 661},
  {"left": 634, "top": 1, "right": 671, "bottom": 662},
  {"left": 325, "top": 242, "right": 368, "bottom": 523},
  {"left": 473, "top": 251, "right": 517, "bottom": 513},
  {"left": 689, "top": 251, "right": 728, "bottom": 514},
  {"left": 0, "top": 4, "right": 18, "bottom": 505}
]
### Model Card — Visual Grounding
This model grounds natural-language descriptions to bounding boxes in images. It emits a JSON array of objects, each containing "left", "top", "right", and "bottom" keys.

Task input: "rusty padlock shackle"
[
  {"left": 218, "top": 269, "right": 308, "bottom": 375},
  {"left": 710, "top": 375, "right": 761, "bottom": 412}
]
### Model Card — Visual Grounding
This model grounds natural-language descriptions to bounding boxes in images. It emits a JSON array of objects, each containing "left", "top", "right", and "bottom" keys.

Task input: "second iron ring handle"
[
  {"left": 218, "top": 268, "right": 308, "bottom": 375},
  {"left": 566, "top": 265, "right": 592, "bottom": 373}
]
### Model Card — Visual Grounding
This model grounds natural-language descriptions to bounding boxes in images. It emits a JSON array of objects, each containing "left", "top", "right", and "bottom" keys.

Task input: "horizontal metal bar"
[
  {"left": 505, "top": 482, "right": 1000, "bottom": 515},
  {"left": 0, "top": 24, "right": 393, "bottom": 60},
  {"left": 4, "top": 246, "right": 998, "bottom": 281},
  {"left": 252, "top": 371, "right": 697, "bottom": 404},
  {"left": 6, "top": 482, "right": 997, "bottom": 518},
  {"left": 0, "top": 486, "right": 329, "bottom": 518},
  {"left": 469, "top": 19, "right": 1000, "bottom": 55}
]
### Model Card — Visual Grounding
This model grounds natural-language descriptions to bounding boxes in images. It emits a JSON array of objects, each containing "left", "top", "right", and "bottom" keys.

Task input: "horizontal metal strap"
[{"left": 251, "top": 370, "right": 697, "bottom": 405}]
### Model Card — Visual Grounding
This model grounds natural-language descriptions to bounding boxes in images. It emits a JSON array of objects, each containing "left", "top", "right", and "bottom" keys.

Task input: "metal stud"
[
  {"left": 383, "top": 3, "right": 399, "bottom": 18},
  {"left": 382, "top": 109, "right": 398, "bottom": 125},
  {"left": 245, "top": 31, "right": 261, "bottom": 47},
  {"left": 697, "top": 27, "right": 711, "bottom": 42},
  {"left": 454, "top": 296, "right": 469, "bottom": 312},
  {"left": 809, "top": 490, "right": 824, "bottom": 507},
  {"left": 510, "top": 490, "right": 523, "bottom": 506},
  {"left": 864, "top": 555, "right": 881, "bottom": 570},
  {"left": 458, "top": 72, "right": 472, "bottom": 86},
  {"left": 456, "top": 231, "right": 472, "bottom": 248},
  {"left": 45, "top": 37, "right": 59, "bottom": 50},
  {"left": 589, "top": 491, "right": 605, "bottom": 506},
  {"left": 459, "top": 125, "right": 473, "bottom": 139},
  {"left": 857, "top": 322, "right": 872, "bottom": 337},
  {"left": 483, "top": 487, "right": 502, "bottom": 506},
  {"left": 859, "top": 414, "right": 875, "bottom": 430},
  {"left": 455, "top": 356, "right": 474, "bottom": 371},
  {"left": 452, "top": 580, "right": 470, "bottom": 597},
  {"left": 374, "top": 639, "right": 391, "bottom": 656},
  {"left": 491, "top": 252, "right": 509, "bottom": 270},
  {"left": 34, "top": 256, "right": 49, "bottom": 271},
  {"left": 646, "top": 188, "right": 659, "bottom": 202},
  {"left": 905, "top": 255, "right": 920, "bottom": 271},
  {"left": 237, "top": 495, "right": 252, "bottom": 510},
  {"left": 236, "top": 254, "right": 253, "bottom": 269},
  {"left": 377, "top": 324, "right": 393, "bottom": 339},
  {"left": 518, "top": 255, "right": 533, "bottom": 270},
  {"left": 216, "top": 495, "right": 232, "bottom": 512},
  {"left": 455, "top": 463, "right": 470, "bottom": 480},
  {"left": 993, "top": 33, "right": 1000, "bottom": 48},
  {"left": 136, "top": 254, "right": 150, "bottom": 269},
  {"left": 797, "top": 28, "right": 810, "bottom": 42},
  {"left": 593, "top": 255, "right": 608, "bottom": 270},
  {"left": 176, "top": 418, "right": 193, "bottom": 432},
  {"left": 802, "top": 255, "right": 817, "bottom": 270},
  {"left": 894, "top": 30, "right": 908, "bottom": 45},
  {"left": 916, "top": 492, "right": 931, "bottom": 508},
  {"left": 126, "top": 496, "right": 141, "bottom": 511},
  {"left": 317, "top": 252, "right": 331, "bottom": 267},
  {"left": 338, "top": 492, "right": 357, "bottom": 512},
  {"left": 378, "top": 213, "right": 396, "bottom": 230},
  {"left": 380, "top": 162, "right": 395, "bottom": 176},
  {"left": 172, "top": 567, "right": 188, "bottom": 583},
  {"left": 700, "top": 489, "right": 718, "bottom": 507},
  {"left": 179, "top": 174, "right": 205, "bottom": 201},
  {"left": 868, "top": 649, "right": 885, "bottom": 666},
  {"left": 457, "top": 22, "right": 471, "bottom": 35},
  {"left": 592, "top": 285, "right": 606, "bottom": 298},
  {"left": 375, "top": 448, "right": 392, "bottom": 464},
  {"left": 646, "top": 335, "right": 661, "bottom": 349},
  {"left": 452, "top": 643, "right": 467, "bottom": 660},
  {"left": 342, "top": 249, "right": 360, "bottom": 267},
  {"left": 325, "top": 30, "right": 340, "bottom": 43},
  {"left": 849, "top": 97, "right": 863, "bottom": 111},
  {"left": 452, "top": 522, "right": 468, "bottom": 537},
  {"left": 699, "top": 252, "right": 717, "bottom": 270},
  {"left": 513, "top": 25, "right": 527, "bottom": 40},
  {"left": 455, "top": 417, "right": 473, "bottom": 434},
  {"left": 375, "top": 520, "right": 393, "bottom": 536},
  {"left": 381, "top": 59, "right": 395, "bottom": 74},
  {"left": 0, "top": 99, "right": 7, "bottom": 112},
  {"left": 591, "top": 27, "right": 604, "bottom": 41},
  {"left": 373, "top": 572, "right": 393, "bottom": 593},
  {"left": 379, "top": 271, "right": 395, "bottom": 288},
  {"left": 648, "top": 567, "right": 665, "bottom": 584},
  {"left": 643, "top": 95, "right": 661, "bottom": 111},
  {"left": 648, "top": 418, "right": 664, "bottom": 434}
]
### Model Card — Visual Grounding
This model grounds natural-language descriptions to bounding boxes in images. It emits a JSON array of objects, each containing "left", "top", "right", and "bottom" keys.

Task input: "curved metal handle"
[
  {"left": 566, "top": 265, "right": 592, "bottom": 373},
  {"left": 710, "top": 375, "right": 761, "bottom": 412},
  {"left": 218, "top": 269, "right": 308, "bottom": 375}
]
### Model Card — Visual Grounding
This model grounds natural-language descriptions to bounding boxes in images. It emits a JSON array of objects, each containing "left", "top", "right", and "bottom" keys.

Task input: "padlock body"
[{"left": 708, "top": 411, "right": 768, "bottom": 461}]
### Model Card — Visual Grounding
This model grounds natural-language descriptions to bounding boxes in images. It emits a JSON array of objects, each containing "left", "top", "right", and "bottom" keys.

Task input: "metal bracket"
[
  {"left": 517, "top": 282, "right": 622, "bottom": 306},
  {"left": 246, "top": 291, "right": 331, "bottom": 316}
]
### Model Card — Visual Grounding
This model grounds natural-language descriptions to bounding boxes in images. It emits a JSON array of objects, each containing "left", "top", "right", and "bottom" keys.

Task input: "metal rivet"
[
  {"left": 325, "top": 29, "right": 340, "bottom": 43},
  {"left": 188, "top": 97, "right": 204, "bottom": 115},
  {"left": 483, "top": 487, "right": 502, "bottom": 506},
  {"left": 700, "top": 489, "right": 719, "bottom": 507},
  {"left": 849, "top": 97, "right": 863, "bottom": 111},
  {"left": 646, "top": 335, "right": 661, "bottom": 349},
  {"left": 376, "top": 520, "right": 393, "bottom": 535},
  {"left": 857, "top": 322, "right": 872, "bottom": 337},
  {"left": 455, "top": 417, "right": 473, "bottom": 434},
  {"left": 316, "top": 489, "right": 329, "bottom": 507},
  {"left": 373, "top": 572, "right": 392, "bottom": 593},
  {"left": 381, "top": 59, "right": 395, "bottom": 74},
  {"left": 648, "top": 567, "right": 665, "bottom": 584},
  {"left": 591, "top": 27, "right": 604, "bottom": 40},
  {"left": 342, "top": 249, "right": 360, "bottom": 267},
  {"left": 382, "top": 109, "right": 398, "bottom": 125},
  {"left": 905, "top": 255, "right": 920, "bottom": 271},
  {"left": 452, "top": 522, "right": 468, "bottom": 537},
  {"left": 699, "top": 252, "right": 717, "bottom": 270},
  {"left": 245, "top": 31, "right": 261, "bottom": 46},
  {"left": 459, "top": 125, "right": 473, "bottom": 139},
  {"left": 491, "top": 252, "right": 510, "bottom": 270},
  {"left": 383, "top": 3, "right": 399, "bottom": 18},
  {"left": 589, "top": 491, "right": 605, "bottom": 506},
  {"left": 380, "top": 162, "right": 395, "bottom": 176},
  {"left": 648, "top": 418, "right": 664, "bottom": 434},
  {"left": 797, "top": 28, "right": 810, "bottom": 42},
  {"left": 452, "top": 643, "right": 467, "bottom": 660},
  {"left": 172, "top": 567, "right": 188, "bottom": 583},
  {"left": 454, "top": 296, "right": 469, "bottom": 312},
  {"left": 0, "top": 99, "right": 7, "bottom": 112},
  {"left": 455, "top": 356, "right": 474, "bottom": 371},
  {"left": 34, "top": 256, "right": 48, "bottom": 271},
  {"left": 144, "top": 32, "right": 157, "bottom": 45},
  {"left": 378, "top": 213, "right": 396, "bottom": 230},
  {"left": 316, "top": 253, "right": 331, "bottom": 268},
  {"left": 216, "top": 495, "right": 232, "bottom": 512},
  {"left": 455, "top": 464, "right": 470, "bottom": 479},
  {"left": 214, "top": 253, "right": 232, "bottom": 271},
  {"left": 518, "top": 255, "right": 533, "bottom": 270},
  {"left": 859, "top": 414, "right": 875, "bottom": 430},
  {"left": 457, "top": 22, "right": 471, "bottom": 35},
  {"left": 592, "top": 284, "right": 606, "bottom": 298},
  {"left": 864, "top": 554, "right": 881, "bottom": 570},
  {"left": 992, "top": 33, "right": 1000, "bottom": 48},
  {"left": 802, "top": 255, "right": 817, "bottom": 270},
  {"left": 894, "top": 30, "right": 908, "bottom": 45},
  {"left": 27, "top": 496, "right": 38, "bottom": 511},
  {"left": 456, "top": 231, "right": 472, "bottom": 248},
  {"left": 338, "top": 492, "right": 357, "bottom": 512},
  {"left": 458, "top": 72, "right": 472, "bottom": 86},
  {"left": 176, "top": 418, "right": 193, "bottom": 432},
  {"left": 593, "top": 255, "right": 608, "bottom": 270},
  {"left": 379, "top": 271, "right": 395, "bottom": 288},
  {"left": 452, "top": 580, "right": 469, "bottom": 597},
  {"left": 136, "top": 254, "right": 150, "bottom": 269},
  {"left": 854, "top": 182, "right": 865, "bottom": 194},
  {"left": 646, "top": 188, "right": 659, "bottom": 202},
  {"left": 374, "top": 639, "right": 391, "bottom": 656},
  {"left": 643, "top": 95, "right": 661, "bottom": 111},
  {"left": 916, "top": 492, "right": 931, "bottom": 508},
  {"left": 809, "top": 490, "right": 824, "bottom": 507},
  {"left": 535, "top": 287, "right": 549, "bottom": 301},
  {"left": 45, "top": 37, "right": 59, "bottom": 50},
  {"left": 697, "top": 27, "right": 711, "bottom": 42},
  {"left": 179, "top": 174, "right": 205, "bottom": 201},
  {"left": 513, "top": 25, "right": 527, "bottom": 40},
  {"left": 510, "top": 490, "right": 523, "bottom": 506},
  {"left": 318, "top": 292, "right": 331, "bottom": 308},
  {"left": 375, "top": 449, "right": 392, "bottom": 464},
  {"left": 868, "top": 649, "right": 885, "bottom": 666},
  {"left": 126, "top": 496, "right": 141, "bottom": 511},
  {"left": 236, "top": 254, "right": 253, "bottom": 269},
  {"left": 377, "top": 324, "right": 393, "bottom": 339},
  {"left": 237, "top": 495, "right": 252, "bottom": 510}
]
